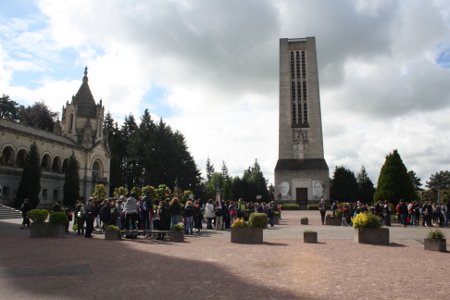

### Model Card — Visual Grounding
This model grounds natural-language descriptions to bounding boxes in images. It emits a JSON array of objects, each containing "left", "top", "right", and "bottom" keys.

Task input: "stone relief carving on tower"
[{"left": 292, "top": 128, "right": 308, "bottom": 158}]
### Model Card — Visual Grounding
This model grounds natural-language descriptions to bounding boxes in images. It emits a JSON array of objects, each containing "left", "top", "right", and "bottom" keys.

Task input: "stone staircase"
[{"left": 0, "top": 204, "right": 22, "bottom": 219}]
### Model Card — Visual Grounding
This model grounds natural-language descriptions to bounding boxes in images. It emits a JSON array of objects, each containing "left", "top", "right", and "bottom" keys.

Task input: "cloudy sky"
[{"left": 1, "top": 0, "right": 450, "bottom": 186}]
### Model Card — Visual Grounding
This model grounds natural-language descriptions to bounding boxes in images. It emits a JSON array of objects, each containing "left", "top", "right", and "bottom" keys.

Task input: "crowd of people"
[
  {"left": 70, "top": 195, "right": 279, "bottom": 239},
  {"left": 330, "top": 199, "right": 450, "bottom": 227}
]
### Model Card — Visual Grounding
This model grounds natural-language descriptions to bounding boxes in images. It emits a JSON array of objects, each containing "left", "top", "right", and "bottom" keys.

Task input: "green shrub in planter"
[
  {"left": 49, "top": 211, "right": 68, "bottom": 224},
  {"left": 27, "top": 209, "right": 49, "bottom": 222},
  {"left": 274, "top": 211, "right": 281, "bottom": 218},
  {"left": 248, "top": 213, "right": 268, "bottom": 228},
  {"left": 427, "top": 229, "right": 445, "bottom": 240},
  {"left": 106, "top": 225, "right": 120, "bottom": 232}
]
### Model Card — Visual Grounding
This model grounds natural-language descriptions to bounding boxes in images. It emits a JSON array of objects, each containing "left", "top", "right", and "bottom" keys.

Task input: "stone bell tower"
[{"left": 274, "top": 37, "right": 329, "bottom": 207}]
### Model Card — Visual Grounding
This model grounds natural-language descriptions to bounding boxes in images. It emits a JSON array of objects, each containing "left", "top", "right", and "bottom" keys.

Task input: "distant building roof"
[{"left": 0, "top": 119, "right": 79, "bottom": 148}]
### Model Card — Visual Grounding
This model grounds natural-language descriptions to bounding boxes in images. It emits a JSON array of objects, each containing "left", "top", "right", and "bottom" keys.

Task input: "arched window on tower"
[
  {"left": 92, "top": 159, "right": 103, "bottom": 181},
  {"left": 69, "top": 113, "right": 74, "bottom": 133}
]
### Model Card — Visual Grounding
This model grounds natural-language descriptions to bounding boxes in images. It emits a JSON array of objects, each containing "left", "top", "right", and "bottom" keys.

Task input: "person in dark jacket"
[
  {"left": 193, "top": 200, "right": 203, "bottom": 232},
  {"left": 84, "top": 198, "right": 95, "bottom": 238},
  {"left": 20, "top": 199, "right": 31, "bottom": 229},
  {"left": 183, "top": 200, "right": 194, "bottom": 234}
]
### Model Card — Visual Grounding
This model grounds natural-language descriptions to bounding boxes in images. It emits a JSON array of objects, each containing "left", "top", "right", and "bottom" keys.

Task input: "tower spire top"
[{"left": 83, "top": 66, "right": 88, "bottom": 83}]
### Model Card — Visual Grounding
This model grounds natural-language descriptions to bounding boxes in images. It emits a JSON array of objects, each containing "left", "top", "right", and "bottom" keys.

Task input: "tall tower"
[{"left": 274, "top": 37, "right": 329, "bottom": 206}]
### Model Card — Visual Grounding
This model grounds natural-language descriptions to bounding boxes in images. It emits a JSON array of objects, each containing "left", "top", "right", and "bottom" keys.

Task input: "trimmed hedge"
[
  {"left": 248, "top": 213, "right": 268, "bottom": 228},
  {"left": 27, "top": 209, "right": 49, "bottom": 222},
  {"left": 307, "top": 204, "right": 319, "bottom": 210},
  {"left": 281, "top": 203, "right": 299, "bottom": 210},
  {"left": 49, "top": 211, "right": 68, "bottom": 224}
]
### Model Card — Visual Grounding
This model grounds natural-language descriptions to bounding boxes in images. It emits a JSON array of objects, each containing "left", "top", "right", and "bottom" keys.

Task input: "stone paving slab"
[{"left": 0, "top": 211, "right": 449, "bottom": 299}]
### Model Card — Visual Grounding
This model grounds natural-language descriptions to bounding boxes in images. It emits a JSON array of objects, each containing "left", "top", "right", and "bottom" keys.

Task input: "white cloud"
[{"left": 1, "top": 0, "right": 450, "bottom": 187}]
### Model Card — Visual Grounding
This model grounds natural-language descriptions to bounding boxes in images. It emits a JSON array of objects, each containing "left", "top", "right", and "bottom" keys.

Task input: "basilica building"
[{"left": 0, "top": 68, "right": 110, "bottom": 207}]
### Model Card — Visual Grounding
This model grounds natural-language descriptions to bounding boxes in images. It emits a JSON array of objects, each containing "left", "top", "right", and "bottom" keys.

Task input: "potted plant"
[
  {"left": 231, "top": 213, "right": 266, "bottom": 244},
  {"left": 352, "top": 213, "right": 389, "bottom": 245},
  {"left": 28, "top": 209, "right": 49, "bottom": 238},
  {"left": 304, "top": 230, "right": 318, "bottom": 243},
  {"left": 300, "top": 217, "right": 309, "bottom": 225},
  {"left": 48, "top": 211, "right": 68, "bottom": 238},
  {"left": 170, "top": 222, "right": 185, "bottom": 242},
  {"left": 105, "top": 225, "right": 121, "bottom": 240},
  {"left": 424, "top": 229, "right": 446, "bottom": 252}
]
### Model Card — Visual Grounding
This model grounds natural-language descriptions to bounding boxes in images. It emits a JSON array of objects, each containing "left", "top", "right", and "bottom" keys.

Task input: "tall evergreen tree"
[
  {"left": 63, "top": 153, "right": 80, "bottom": 208},
  {"left": 356, "top": 166, "right": 375, "bottom": 203},
  {"left": 408, "top": 170, "right": 423, "bottom": 191},
  {"left": 206, "top": 157, "right": 215, "bottom": 181},
  {"left": 15, "top": 143, "right": 41, "bottom": 208},
  {"left": 374, "top": 149, "right": 417, "bottom": 205},
  {"left": 330, "top": 166, "right": 358, "bottom": 202}
]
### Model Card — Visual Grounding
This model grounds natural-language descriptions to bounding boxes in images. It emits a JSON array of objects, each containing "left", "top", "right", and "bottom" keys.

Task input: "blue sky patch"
[
  {"left": 139, "top": 85, "right": 176, "bottom": 119},
  {"left": 436, "top": 44, "right": 450, "bottom": 68}
]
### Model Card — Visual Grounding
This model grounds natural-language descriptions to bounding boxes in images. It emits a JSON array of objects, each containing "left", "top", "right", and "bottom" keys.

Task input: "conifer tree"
[
  {"left": 357, "top": 166, "right": 375, "bottom": 203},
  {"left": 374, "top": 149, "right": 417, "bottom": 205},
  {"left": 330, "top": 166, "right": 358, "bottom": 202},
  {"left": 15, "top": 143, "right": 41, "bottom": 208},
  {"left": 63, "top": 153, "right": 80, "bottom": 208}
]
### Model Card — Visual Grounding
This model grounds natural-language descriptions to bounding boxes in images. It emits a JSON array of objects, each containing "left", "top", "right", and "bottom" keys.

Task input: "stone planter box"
[
  {"left": 170, "top": 230, "right": 184, "bottom": 242},
  {"left": 304, "top": 231, "right": 318, "bottom": 243},
  {"left": 105, "top": 230, "right": 121, "bottom": 240},
  {"left": 355, "top": 228, "right": 389, "bottom": 245},
  {"left": 47, "top": 223, "right": 66, "bottom": 238},
  {"left": 300, "top": 218, "right": 308, "bottom": 225},
  {"left": 325, "top": 215, "right": 341, "bottom": 226},
  {"left": 30, "top": 222, "right": 48, "bottom": 238},
  {"left": 230, "top": 227, "right": 263, "bottom": 244},
  {"left": 30, "top": 222, "right": 65, "bottom": 238},
  {"left": 424, "top": 238, "right": 447, "bottom": 252}
]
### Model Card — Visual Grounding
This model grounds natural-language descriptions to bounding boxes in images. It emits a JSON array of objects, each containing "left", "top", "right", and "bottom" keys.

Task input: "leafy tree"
[
  {"left": 141, "top": 185, "right": 156, "bottom": 199},
  {"left": 15, "top": 143, "right": 41, "bottom": 208},
  {"left": 92, "top": 184, "right": 106, "bottom": 199},
  {"left": 242, "top": 159, "right": 269, "bottom": 201},
  {"left": 63, "top": 153, "right": 80, "bottom": 208},
  {"left": 330, "top": 166, "right": 358, "bottom": 202},
  {"left": 113, "top": 186, "right": 128, "bottom": 198},
  {"left": 408, "top": 170, "right": 423, "bottom": 191},
  {"left": 425, "top": 170, "right": 450, "bottom": 202},
  {"left": 0, "top": 94, "right": 20, "bottom": 120},
  {"left": 374, "top": 149, "right": 417, "bottom": 205},
  {"left": 19, "top": 101, "right": 58, "bottom": 132},
  {"left": 356, "top": 166, "right": 375, "bottom": 203}
]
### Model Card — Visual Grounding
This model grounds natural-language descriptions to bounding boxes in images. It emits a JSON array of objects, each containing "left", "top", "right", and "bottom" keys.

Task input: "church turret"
[{"left": 61, "top": 67, "right": 105, "bottom": 147}]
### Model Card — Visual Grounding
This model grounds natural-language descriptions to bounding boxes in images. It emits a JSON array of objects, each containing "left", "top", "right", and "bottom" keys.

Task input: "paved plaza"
[{"left": 0, "top": 211, "right": 449, "bottom": 299}]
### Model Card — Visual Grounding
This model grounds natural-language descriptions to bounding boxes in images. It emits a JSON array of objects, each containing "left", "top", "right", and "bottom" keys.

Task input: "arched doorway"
[{"left": 41, "top": 154, "right": 51, "bottom": 171}]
